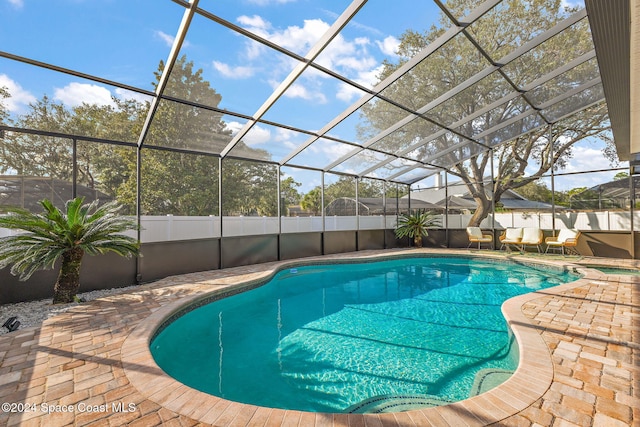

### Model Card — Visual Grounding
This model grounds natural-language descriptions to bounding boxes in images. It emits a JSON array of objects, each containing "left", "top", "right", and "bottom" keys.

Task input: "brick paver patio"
[{"left": 0, "top": 249, "right": 637, "bottom": 426}]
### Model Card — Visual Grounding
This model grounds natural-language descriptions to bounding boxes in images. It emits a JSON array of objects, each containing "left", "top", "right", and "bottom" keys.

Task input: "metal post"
[
  {"left": 355, "top": 177, "right": 359, "bottom": 250},
  {"left": 276, "top": 165, "right": 281, "bottom": 260},
  {"left": 490, "top": 149, "right": 495, "bottom": 242},
  {"left": 72, "top": 138, "right": 77, "bottom": 199},
  {"left": 549, "top": 126, "right": 556, "bottom": 235},
  {"left": 321, "top": 172, "right": 325, "bottom": 254},
  {"left": 631, "top": 175, "right": 636, "bottom": 259},
  {"left": 20, "top": 176, "right": 24, "bottom": 209},
  {"left": 395, "top": 183, "right": 399, "bottom": 219},
  {"left": 445, "top": 172, "right": 449, "bottom": 248},
  {"left": 598, "top": 186, "right": 603, "bottom": 210},
  {"left": 135, "top": 147, "right": 142, "bottom": 284},
  {"left": 355, "top": 178, "right": 359, "bottom": 223},
  {"left": 218, "top": 157, "right": 223, "bottom": 268},
  {"left": 276, "top": 165, "right": 281, "bottom": 228},
  {"left": 321, "top": 173, "right": 325, "bottom": 231},
  {"left": 383, "top": 181, "right": 387, "bottom": 248}
]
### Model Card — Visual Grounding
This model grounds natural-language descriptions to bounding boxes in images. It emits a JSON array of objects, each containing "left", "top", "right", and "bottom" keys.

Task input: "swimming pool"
[{"left": 151, "top": 256, "right": 578, "bottom": 413}]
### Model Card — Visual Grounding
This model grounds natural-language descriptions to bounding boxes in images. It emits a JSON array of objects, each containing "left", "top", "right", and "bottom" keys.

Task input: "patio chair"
[
  {"left": 544, "top": 229, "right": 581, "bottom": 255},
  {"left": 466, "top": 227, "right": 493, "bottom": 249},
  {"left": 520, "top": 227, "right": 543, "bottom": 253},
  {"left": 499, "top": 227, "right": 523, "bottom": 251}
]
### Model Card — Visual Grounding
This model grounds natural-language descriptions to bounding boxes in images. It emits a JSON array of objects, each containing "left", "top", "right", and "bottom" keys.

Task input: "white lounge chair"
[
  {"left": 466, "top": 227, "right": 493, "bottom": 249},
  {"left": 545, "top": 229, "right": 581, "bottom": 255},
  {"left": 499, "top": 227, "right": 523, "bottom": 251},
  {"left": 520, "top": 227, "right": 543, "bottom": 253}
]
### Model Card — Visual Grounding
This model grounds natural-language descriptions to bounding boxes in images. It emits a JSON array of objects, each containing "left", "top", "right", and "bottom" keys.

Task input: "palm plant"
[
  {"left": 0, "top": 197, "right": 139, "bottom": 304},
  {"left": 395, "top": 209, "right": 441, "bottom": 248}
]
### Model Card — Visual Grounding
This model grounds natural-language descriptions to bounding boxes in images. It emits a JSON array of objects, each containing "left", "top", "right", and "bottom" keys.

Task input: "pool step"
[
  {"left": 346, "top": 368, "right": 514, "bottom": 413},
  {"left": 469, "top": 368, "right": 514, "bottom": 396},
  {"left": 346, "top": 394, "right": 456, "bottom": 413}
]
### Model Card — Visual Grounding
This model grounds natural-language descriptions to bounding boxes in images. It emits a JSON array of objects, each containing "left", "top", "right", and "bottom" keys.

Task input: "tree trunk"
[
  {"left": 468, "top": 198, "right": 492, "bottom": 227},
  {"left": 414, "top": 234, "right": 423, "bottom": 248},
  {"left": 53, "top": 247, "right": 85, "bottom": 304}
]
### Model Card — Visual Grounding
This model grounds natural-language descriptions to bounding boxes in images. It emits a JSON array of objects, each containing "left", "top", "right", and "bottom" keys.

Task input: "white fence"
[
  {"left": 0, "top": 211, "right": 636, "bottom": 242},
  {"left": 138, "top": 215, "right": 398, "bottom": 241},
  {"left": 138, "top": 212, "right": 640, "bottom": 241},
  {"left": 463, "top": 211, "right": 635, "bottom": 231},
  {"left": 140, "top": 215, "right": 395, "bottom": 242}
]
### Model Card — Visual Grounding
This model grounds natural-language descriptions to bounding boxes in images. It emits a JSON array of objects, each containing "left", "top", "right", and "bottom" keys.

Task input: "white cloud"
[
  {"left": 244, "top": 39, "right": 267, "bottom": 61},
  {"left": 354, "top": 37, "right": 370, "bottom": 46},
  {"left": 274, "top": 127, "right": 295, "bottom": 140},
  {"left": 224, "top": 121, "right": 245, "bottom": 136},
  {"left": 267, "top": 78, "right": 284, "bottom": 92},
  {"left": 528, "top": 142, "right": 628, "bottom": 191},
  {"left": 308, "top": 140, "right": 354, "bottom": 160},
  {"left": 284, "top": 83, "right": 327, "bottom": 103},
  {"left": 314, "top": 33, "right": 356, "bottom": 69},
  {"left": 349, "top": 20, "right": 384, "bottom": 38},
  {"left": 237, "top": 15, "right": 271, "bottom": 33},
  {"left": 563, "top": 145, "right": 611, "bottom": 174},
  {"left": 155, "top": 30, "right": 175, "bottom": 47},
  {"left": 114, "top": 88, "right": 151, "bottom": 104},
  {"left": 315, "top": 32, "right": 379, "bottom": 81},
  {"left": 0, "top": 76, "right": 150, "bottom": 115},
  {"left": 0, "top": 74, "right": 36, "bottom": 113},
  {"left": 554, "top": 172, "right": 617, "bottom": 192},
  {"left": 230, "top": 15, "right": 392, "bottom": 104},
  {"left": 154, "top": 30, "right": 190, "bottom": 48},
  {"left": 334, "top": 55, "right": 378, "bottom": 73},
  {"left": 336, "top": 83, "right": 363, "bottom": 103},
  {"left": 53, "top": 82, "right": 115, "bottom": 108},
  {"left": 223, "top": 123, "right": 278, "bottom": 147},
  {"left": 7, "top": 0, "right": 23, "bottom": 8},
  {"left": 212, "top": 61, "right": 256, "bottom": 79},
  {"left": 275, "top": 19, "right": 329, "bottom": 54},
  {"left": 233, "top": 17, "right": 270, "bottom": 60},
  {"left": 243, "top": 124, "right": 271, "bottom": 146},
  {"left": 376, "top": 35, "right": 400, "bottom": 57},
  {"left": 238, "top": 16, "right": 328, "bottom": 57},
  {"left": 353, "top": 64, "right": 385, "bottom": 89},
  {"left": 274, "top": 127, "right": 300, "bottom": 150}
]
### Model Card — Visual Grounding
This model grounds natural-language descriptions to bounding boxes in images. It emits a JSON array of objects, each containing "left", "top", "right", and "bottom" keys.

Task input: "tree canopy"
[
  {"left": 359, "top": 0, "right": 612, "bottom": 225},
  {"left": 0, "top": 56, "right": 302, "bottom": 217},
  {"left": 0, "top": 86, "right": 10, "bottom": 127}
]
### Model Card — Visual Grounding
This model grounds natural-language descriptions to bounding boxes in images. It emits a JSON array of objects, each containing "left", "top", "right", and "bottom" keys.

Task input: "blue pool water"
[{"left": 151, "top": 256, "right": 578, "bottom": 413}]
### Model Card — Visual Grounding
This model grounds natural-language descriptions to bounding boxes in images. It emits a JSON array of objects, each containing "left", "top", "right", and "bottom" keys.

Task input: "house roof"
[
  {"left": 569, "top": 176, "right": 638, "bottom": 208},
  {"left": 324, "top": 197, "right": 440, "bottom": 216},
  {"left": 409, "top": 180, "right": 553, "bottom": 210}
]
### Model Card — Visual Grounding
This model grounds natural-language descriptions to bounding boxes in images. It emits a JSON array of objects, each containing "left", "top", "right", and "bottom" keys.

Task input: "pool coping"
[{"left": 121, "top": 248, "right": 607, "bottom": 426}]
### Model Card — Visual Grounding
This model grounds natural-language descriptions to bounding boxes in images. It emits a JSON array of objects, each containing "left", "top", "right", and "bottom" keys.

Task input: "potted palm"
[
  {"left": 0, "top": 197, "right": 139, "bottom": 304},
  {"left": 394, "top": 209, "right": 441, "bottom": 248}
]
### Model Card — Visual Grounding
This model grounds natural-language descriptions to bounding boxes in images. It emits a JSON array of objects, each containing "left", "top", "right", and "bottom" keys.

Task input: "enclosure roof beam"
[
  {"left": 278, "top": 0, "right": 503, "bottom": 166},
  {"left": 136, "top": 0, "right": 199, "bottom": 149},
  {"left": 323, "top": 7, "right": 590, "bottom": 181},
  {"left": 218, "top": 0, "right": 367, "bottom": 159}
]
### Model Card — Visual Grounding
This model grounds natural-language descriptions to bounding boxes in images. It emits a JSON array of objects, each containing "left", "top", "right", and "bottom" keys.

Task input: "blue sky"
[
  {"left": 0, "top": 0, "right": 441, "bottom": 116},
  {"left": 0, "top": 0, "right": 444, "bottom": 191},
  {"left": 0, "top": 0, "right": 626, "bottom": 193}
]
